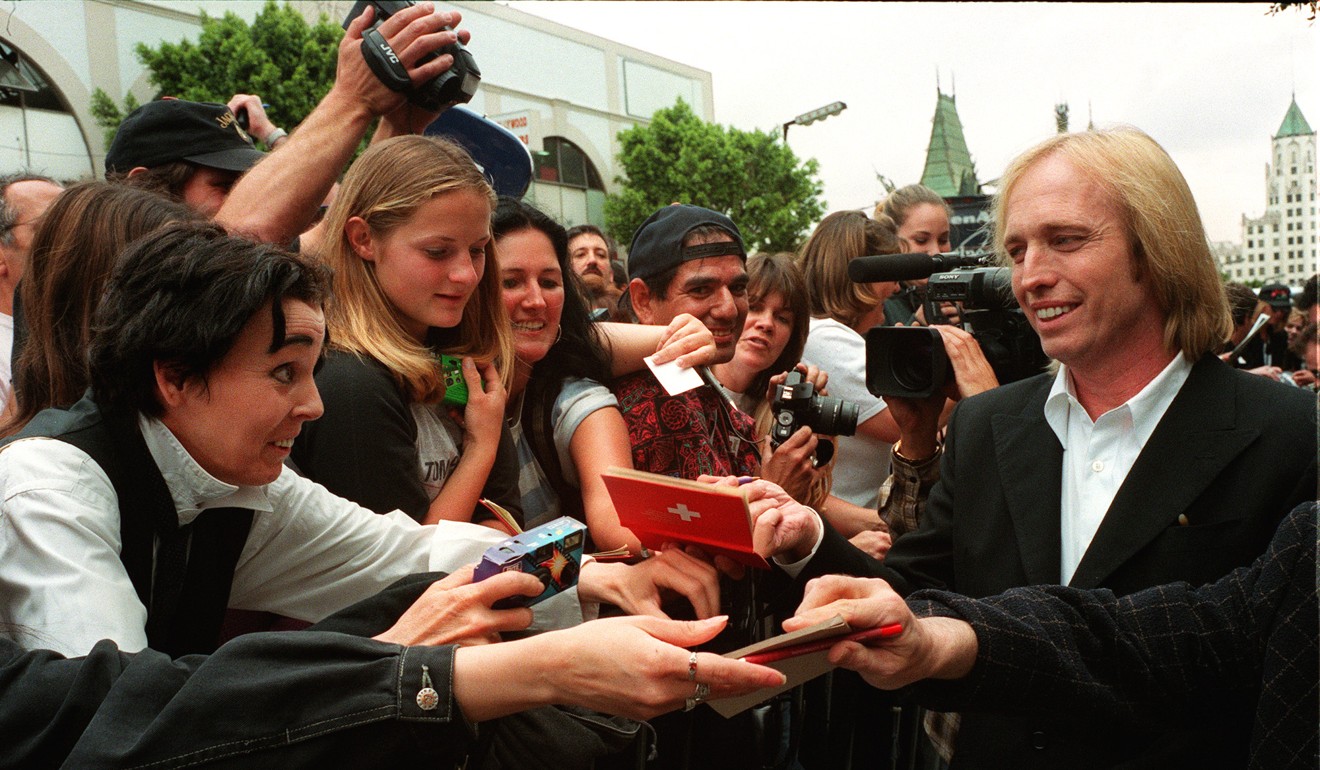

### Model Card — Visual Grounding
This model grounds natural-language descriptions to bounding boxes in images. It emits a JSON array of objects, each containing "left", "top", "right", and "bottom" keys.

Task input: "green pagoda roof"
[
  {"left": 1275, "top": 97, "right": 1312, "bottom": 139},
  {"left": 920, "top": 88, "right": 980, "bottom": 197}
]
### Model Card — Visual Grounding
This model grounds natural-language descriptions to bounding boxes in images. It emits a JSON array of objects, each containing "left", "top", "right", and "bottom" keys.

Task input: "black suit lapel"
[
  {"left": 1071, "top": 356, "right": 1256, "bottom": 588},
  {"left": 992, "top": 381, "right": 1064, "bottom": 585}
]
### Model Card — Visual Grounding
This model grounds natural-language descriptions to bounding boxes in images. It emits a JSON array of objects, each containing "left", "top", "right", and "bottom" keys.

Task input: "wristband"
[
  {"left": 263, "top": 127, "right": 288, "bottom": 149},
  {"left": 893, "top": 439, "right": 941, "bottom": 465}
]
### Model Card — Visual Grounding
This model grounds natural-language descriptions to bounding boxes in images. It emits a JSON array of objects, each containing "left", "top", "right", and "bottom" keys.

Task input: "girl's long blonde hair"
[{"left": 318, "top": 135, "right": 513, "bottom": 402}]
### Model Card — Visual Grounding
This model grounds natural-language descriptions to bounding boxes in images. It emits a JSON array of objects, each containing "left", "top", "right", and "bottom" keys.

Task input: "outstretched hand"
[
  {"left": 578, "top": 546, "right": 722, "bottom": 619},
  {"left": 784, "top": 575, "right": 977, "bottom": 690},
  {"left": 373, "top": 565, "right": 542, "bottom": 647},
  {"left": 650, "top": 314, "right": 719, "bottom": 368}
]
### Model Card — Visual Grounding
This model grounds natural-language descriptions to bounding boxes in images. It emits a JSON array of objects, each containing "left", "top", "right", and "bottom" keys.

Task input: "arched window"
[
  {"left": 535, "top": 136, "right": 604, "bottom": 190},
  {"left": 528, "top": 136, "right": 607, "bottom": 229},
  {"left": 0, "top": 41, "right": 92, "bottom": 178}
]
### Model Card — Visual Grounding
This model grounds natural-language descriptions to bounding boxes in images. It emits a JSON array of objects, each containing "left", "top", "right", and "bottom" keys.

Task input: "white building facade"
[
  {"left": 1222, "top": 98, "right": 1317, "bottom": 286},
  {"left": 0, "top": 0, "right": 713, "bottom": 231}
]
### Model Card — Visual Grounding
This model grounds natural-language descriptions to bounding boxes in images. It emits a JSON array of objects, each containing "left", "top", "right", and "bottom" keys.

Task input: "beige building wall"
[{"left": 0, "top": 0, "right": 713, "bottom": 230}]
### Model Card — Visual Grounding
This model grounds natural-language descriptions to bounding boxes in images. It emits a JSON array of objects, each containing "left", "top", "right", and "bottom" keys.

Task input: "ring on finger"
[
  {"left": 684, "top": 682, "right": 711, "bottom": 712},
  {"left": 688, "top": 652, "right": 698, "bottom": 682}
]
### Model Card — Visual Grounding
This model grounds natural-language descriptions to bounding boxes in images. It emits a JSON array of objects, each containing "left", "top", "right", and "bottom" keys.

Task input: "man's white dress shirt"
[{"left": 1043, "top": 354, "right": 1193, "bottom": 585}]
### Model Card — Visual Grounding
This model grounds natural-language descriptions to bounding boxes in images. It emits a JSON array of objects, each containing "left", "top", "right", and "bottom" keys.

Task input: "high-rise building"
[{"left": 1222, "top": 97, "right": 1317, "bottom": 285}]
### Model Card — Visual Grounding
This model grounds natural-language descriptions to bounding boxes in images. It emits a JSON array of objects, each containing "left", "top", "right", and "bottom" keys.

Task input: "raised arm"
[{"left": 217, "top": 4, "right": 468, "bottom": 244}]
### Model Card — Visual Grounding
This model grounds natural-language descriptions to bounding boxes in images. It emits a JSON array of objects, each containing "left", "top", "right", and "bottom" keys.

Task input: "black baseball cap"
[
  {"left": 1259, "top": 283, "right": 1292, "bottom": 309},
  {"left": 626, "top": 204, "right": 746, "bottom": 282},
  {"left": 105, "top": 99, "right": 265, "bottom": 175}
]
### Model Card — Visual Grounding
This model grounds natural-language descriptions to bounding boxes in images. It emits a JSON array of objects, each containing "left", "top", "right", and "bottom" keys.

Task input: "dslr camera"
[
  {"left": 769, "top": 371, "right": 859, "bottom": 465},
  {"left": 862, "top": 255, "right": 1049, "bottom": 398},
  {"left": 343, "top": 1, "right": 481, "bottom": 111}
]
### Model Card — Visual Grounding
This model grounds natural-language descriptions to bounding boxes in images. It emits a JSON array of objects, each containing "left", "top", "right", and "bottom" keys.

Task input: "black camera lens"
[
  {"left": 812, "top": 396, "right": 859, "bottom": 437},
  {"left": 865, "top": 326, "right": 949, "bottom": 399},
  {"left": 892, "top": 332, "right": 936, "bottom": 393}
]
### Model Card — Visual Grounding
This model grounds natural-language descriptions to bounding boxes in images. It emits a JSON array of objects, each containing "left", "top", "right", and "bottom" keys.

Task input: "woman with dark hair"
[
  {"left": 494, "top": 198, "right": 717, "bottom": 583},
  {"left": 1, "top": 182, "right": 197, "bottom": 436}
]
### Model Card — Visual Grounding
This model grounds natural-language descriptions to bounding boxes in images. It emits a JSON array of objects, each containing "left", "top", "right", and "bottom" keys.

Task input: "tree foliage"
[
  {"left": 605, "top": 100, "right": 825, "bottom": 254},
  {"left": 92, "top": 1, "right": 342, "bottom": 146}
]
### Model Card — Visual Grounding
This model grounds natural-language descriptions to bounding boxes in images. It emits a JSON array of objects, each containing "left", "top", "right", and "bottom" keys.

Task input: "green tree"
[
  {"left": 91, "top": 1, "right": 342, "bottom": 147},
  {"left": 605, "top": 100, "right": 825, "bottom": 254}
]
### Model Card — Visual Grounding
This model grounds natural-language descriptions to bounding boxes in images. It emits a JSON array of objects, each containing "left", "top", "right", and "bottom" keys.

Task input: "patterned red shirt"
[{"left": 610, "top": 370, "right": 760, "bottom": 480}]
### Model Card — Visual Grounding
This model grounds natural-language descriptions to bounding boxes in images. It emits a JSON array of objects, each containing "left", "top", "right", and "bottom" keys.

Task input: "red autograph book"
[{"left": 601, "top": 467, "right": 770, "bottom": 569}]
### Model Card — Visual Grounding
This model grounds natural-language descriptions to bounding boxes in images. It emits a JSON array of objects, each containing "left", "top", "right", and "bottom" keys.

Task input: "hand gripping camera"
[
  {"left": 769, "top": 371, "right": 859, "bottom": 466},
  {"left": 473, "top": 517, "right": 587, "bottom": 609},
  {"left": 343, "top": 1, "right": 481, "bottom": 111}
]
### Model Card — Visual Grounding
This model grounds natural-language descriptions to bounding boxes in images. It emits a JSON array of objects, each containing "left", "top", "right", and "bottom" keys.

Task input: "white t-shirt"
[{"left": 801, "top": 316, "right": 892, "bottom": 509}]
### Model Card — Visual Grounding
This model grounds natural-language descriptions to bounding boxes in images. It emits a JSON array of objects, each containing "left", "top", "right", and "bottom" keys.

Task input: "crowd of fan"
[{"left": 0, "top": 5, "right": 1314, "bottom": 769}]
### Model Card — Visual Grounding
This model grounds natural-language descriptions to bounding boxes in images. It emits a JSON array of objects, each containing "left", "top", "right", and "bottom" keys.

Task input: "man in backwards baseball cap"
[
  {"left": 105, "top": 99, "right": 267, "bottom": 218},
  {"left": 623, "top": 203, "right": 748, "bottom": 358}
]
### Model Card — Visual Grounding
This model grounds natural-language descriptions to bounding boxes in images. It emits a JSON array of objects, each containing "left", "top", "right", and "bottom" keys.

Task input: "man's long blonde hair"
[{"left": 991, "top": 127, "right": 1231, "bottom": 359}]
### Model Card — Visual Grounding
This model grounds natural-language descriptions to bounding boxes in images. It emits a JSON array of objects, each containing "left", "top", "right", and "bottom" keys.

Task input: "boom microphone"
[{"left": 848, "top": 253, "right": 987, "bottom": 283}]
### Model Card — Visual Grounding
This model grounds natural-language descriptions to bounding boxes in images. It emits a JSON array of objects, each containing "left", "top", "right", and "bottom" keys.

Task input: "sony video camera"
[
  {"left": 473, "top": 516, "right": 587, "bottom": 609},
  {"left": 343, "top": 1, "right": 481, "bottom": 111},
  {"left": 769, "top": 371, "right": 859, "bottom": 465},
  {"left": 850, "top": 253, "right": 1049, "bottom": 398}
]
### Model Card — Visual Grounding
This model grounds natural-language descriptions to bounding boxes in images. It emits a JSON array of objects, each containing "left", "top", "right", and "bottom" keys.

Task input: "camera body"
[
  {"left": 866, "top": 262, "right": 1049, "bottom": 398},
  {"left": 344, "top": 1, "right": 481, "bottom": 111},
  {"left": 769, "top": 371, "right": 859, "bottom": 464},
  {"left": 473, "top": 516, "right": 587, "bottom": 609},
  {"left": 437, "top": 354, "right": 468, "bottom": 407}
]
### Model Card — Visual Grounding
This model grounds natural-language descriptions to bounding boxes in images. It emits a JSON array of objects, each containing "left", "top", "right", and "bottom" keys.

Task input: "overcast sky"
[{"left": 506, "top": 2, "right": 1316, "bottom": 244}]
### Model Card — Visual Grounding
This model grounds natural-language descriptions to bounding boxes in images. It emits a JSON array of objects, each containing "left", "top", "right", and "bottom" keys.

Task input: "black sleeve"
[
  {"left": 292, "top": 350, "right": 430, "bottom": 520},
  {"left": 1, "top": 632, "right": 472, "bottom": 769},
  {"left": 908, "top": 504, "right": 1317, "bottom": 728}
]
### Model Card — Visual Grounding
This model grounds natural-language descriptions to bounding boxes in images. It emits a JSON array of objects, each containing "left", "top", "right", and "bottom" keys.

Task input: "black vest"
[{"left": 6, "top": 396, "right": 252, "bottom": 656}]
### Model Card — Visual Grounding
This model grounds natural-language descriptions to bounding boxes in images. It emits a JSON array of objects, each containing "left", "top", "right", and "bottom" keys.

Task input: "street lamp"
[{"left": 782, "top": 101, "right": 847, "bottom": 141}]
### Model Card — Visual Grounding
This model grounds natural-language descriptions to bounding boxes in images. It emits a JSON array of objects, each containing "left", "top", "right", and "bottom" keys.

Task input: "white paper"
[{"left": 645, "top": 354, "right": 704, "bottom": 395}]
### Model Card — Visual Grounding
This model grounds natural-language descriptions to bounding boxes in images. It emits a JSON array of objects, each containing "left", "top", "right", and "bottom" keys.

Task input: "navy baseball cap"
[
  {"left": 626, "top": 204, "right": 746, "bottom": 282},
  {"left": 105, "top": 99, "right": 265, "bottom": 175}
]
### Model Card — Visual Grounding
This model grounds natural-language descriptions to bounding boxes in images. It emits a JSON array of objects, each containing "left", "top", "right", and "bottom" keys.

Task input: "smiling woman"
[
  {"left": 492, "top": 197, "right": 643, "bottom": 553},
  {"left": 292, "top": 135, "right": 525, "bottom": 528},
  {"left": 0, "top": 222, "right": 470, "bottom": 658}
]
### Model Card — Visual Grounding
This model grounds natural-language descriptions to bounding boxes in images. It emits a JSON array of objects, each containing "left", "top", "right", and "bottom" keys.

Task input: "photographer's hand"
[
  {"left": 936, "top": 324, "right": 998, "bottom": 400},
  {"left": 760, "top": 426, "right": 822, "bottom": 505},
  {"left": 226, "top": 94, "right": 280, "bottom": 146}
]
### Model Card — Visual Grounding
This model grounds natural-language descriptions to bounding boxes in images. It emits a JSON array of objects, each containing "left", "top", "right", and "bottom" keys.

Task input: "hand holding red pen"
[{"left": 783, "top": 575, "right": 979, "bottom": 690}]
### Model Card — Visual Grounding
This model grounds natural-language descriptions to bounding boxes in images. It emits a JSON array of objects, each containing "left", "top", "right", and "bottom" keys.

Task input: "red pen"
[{"left": 740, "top": 623, "right": 903, "bottom": 666}]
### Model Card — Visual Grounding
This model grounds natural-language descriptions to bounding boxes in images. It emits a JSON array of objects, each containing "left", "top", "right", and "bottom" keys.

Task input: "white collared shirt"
[
  {"left": 1043, "top": 354, "right": 1193, "bottom": 584},
  {"left": 0, "top": 415, "right": 580, "bottom": 656}
]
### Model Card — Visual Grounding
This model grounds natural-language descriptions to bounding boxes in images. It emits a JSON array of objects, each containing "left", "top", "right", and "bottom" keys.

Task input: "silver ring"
[
  {"left": 688, "top": 652, "right": 698, "bottom": 682},
  {"left": 683, "top": 681, "right": 711, "bottom": 711}
]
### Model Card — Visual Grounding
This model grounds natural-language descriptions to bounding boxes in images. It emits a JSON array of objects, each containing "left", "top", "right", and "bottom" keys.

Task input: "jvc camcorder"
[{"left": 343, "top": 1, "right": 481, "bottom": 111}]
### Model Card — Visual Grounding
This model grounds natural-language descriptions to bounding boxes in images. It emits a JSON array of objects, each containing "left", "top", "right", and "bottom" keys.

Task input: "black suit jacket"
[{"left": 802, "top": 354, "right": 1318, "bottom": 768}]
